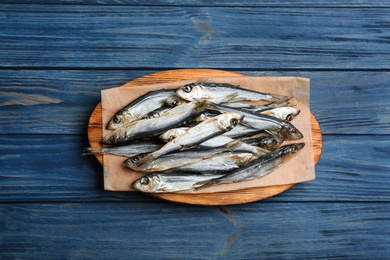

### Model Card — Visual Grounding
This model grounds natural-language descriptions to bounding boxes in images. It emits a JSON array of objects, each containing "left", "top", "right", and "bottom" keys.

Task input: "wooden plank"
[
  {"left": 2, "top": 0, "right": 390, "bottom": 7},
  {"left": 1, "top": 5, "right": 390, "bottom": 69},
  {"left": 1, "top": 69, "right": 390, "bottom": 135},
  {"left": 1, "top": 202, "right": 389, "bottom": 259},
  {"left": 1, "top": 135, "right": 389, "bottom": 203}
]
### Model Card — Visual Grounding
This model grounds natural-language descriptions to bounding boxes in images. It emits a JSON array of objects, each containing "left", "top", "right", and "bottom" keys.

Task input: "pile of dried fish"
[{"left": 84, "top": 82, "right": 305, "bottom": 193}]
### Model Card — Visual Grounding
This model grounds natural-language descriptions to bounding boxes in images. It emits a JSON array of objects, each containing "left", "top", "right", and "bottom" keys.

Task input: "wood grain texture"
[
  {"left": 1, "top": 134, "right": 389, "bottom": 203},
  {"left": 3, "top": 1, "right": 390, "bottom": 7},
  {"left": 1, "top": 5, "right": 390, "bottom": 69},
  {"left": 88, "top": 69, "right": 322, "bottom": 205},
  {"left": 1, "top": 1, "right": 389, "bottom": 259},
  {"left": 1, "top": 202, "right": 389, "bottom": 259},
  {"left": 2, "top": 69, "right": 390, "bottom": 134}
]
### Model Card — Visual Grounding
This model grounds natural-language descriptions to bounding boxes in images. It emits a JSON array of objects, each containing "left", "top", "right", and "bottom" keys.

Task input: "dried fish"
[
  {"left": 195, "top": 143, "right": 305, "bottom": 190},
  {"left": 124, "top": 148, "right": 228, "bottom": 172},
  {"left": 107, "top": 89, "right": 174, "bottom": 130},
  {"left": 137, "top": 112, "right": 244, "bottom": 163},
  {"left": 176, "top": 83, "right": 287, "bottom": 102},
  {"left": 102, "top": 101, "right": 208, "bottom": 146},
  {"left": 208, "top": 103, "right": 303, "bottom": 140},
  {"left": 132, "top": 172, "right": 226, "bottom": 193},
  {"left": 261, "top": 107, "right": 300, "bottom": 121},
  {"left": 241, "top": 132, "right": 285, "bottom": 151}
]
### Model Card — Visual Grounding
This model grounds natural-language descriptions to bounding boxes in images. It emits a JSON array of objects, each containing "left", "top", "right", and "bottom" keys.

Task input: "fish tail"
[
  {"left": 200, "top": 100, "right": 219, "bottom": 112},
  {"left": 194, "top": 178, "right": 218, "bottom": 191},
  {"left": 223, "top": 92, "right": 246, "bottom": 103},
  {"left": 193, "top": 100, "right": 209, "bottom": 113},
  {"left": 137, "top": 153, "right": 155, "bottom": 166},
  {"left": 253, "top": 96, "right": 292, "bottom": 112},
  {"left": 82, "top": 147, "right": 103, "bottom": 155},
  {"left": 269, "top": 93, "right": 289, "bottom": 102}
]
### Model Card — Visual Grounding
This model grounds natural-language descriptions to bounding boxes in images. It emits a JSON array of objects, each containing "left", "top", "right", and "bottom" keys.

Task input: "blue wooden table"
[{"left": 1, "top": 1, "right": 389, "bottom": 259}]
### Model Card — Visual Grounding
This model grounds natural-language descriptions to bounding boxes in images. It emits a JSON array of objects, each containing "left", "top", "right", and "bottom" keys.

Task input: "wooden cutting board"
[{"left": 88, "top": 69, "right": 323, "bottom": 205}]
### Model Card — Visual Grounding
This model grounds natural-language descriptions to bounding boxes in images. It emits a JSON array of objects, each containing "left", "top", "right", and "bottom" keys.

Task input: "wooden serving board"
[{"left": 88, "top": 69, "right": 323, "bottom": 205}]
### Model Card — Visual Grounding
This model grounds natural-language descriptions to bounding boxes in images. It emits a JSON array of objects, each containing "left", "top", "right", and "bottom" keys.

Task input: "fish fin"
[
  {"left": 224, "top": 139, "right": 241, "bottom": 150},
  {"left": 195, "top": 77, "right": 211, "bottom": 83},
  {"left": 263, "top": 129, "right": 282, "bottom": 138},
  {"left": 136, "top": 153, "right": 155, "bottom": 166},
  {"left": 269, "top": 93, "right": 289, "bottom": 102},
  {"left": 193, "top": 100, "right": 209, "bottom": 113},
  {"left": 220, "top": 92, "right": 247, "bottom": 103},
  {"left": 200, "top": 100, "right": 222, "bottom": 113},
  {"left": 254, "top": 147, "right": 270, "bottom": 157},
  {"left": 82, "top": 147, "right": 103, "bottom": 155}
]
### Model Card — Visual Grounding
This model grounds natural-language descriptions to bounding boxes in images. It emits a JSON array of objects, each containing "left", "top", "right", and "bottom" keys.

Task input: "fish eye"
[
  {"left": 113, "top": 116, "right": 121, "bottom": 124},
  {"left": 286, "top": 115, "right": 292, "bottom": 121},
  {"left": 290, "top": 128, "right": 296, "bottom": 133},
  {"left": 131, "top": 156, "right": 141, "bottom": 163},
  {"left": 139, "top": 177, "right": 149, "bottom": 185},
  {"left": 109, "top": 136, "right": 116, "bottom": 143},
  {"left": 172, "top": 100, "right": 179, "bottom": 107},
  {"left": 270, "top": 139, "right": 277, "bottom": 146},
  {"left": 182, "top": 85, "right": 193, "bottom": 93},
  {"left": 230, "top": 119, "right": 238, "bottom": 127}
]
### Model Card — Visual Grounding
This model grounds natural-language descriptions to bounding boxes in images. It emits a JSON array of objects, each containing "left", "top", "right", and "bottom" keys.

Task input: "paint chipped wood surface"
[
  {"left": 1, "top": 1, "right": 390, "bottom": 259},
  {"left": 88, "top": 69, "right": 322, "bottom": 205}
]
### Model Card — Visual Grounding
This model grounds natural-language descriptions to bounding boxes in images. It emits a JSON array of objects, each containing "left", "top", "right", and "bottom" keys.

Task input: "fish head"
[
  {"left": 123, "top": 153, "right": 150, "bottom": 170},
  {"left": 132, "top": 174, "right": 161, "bottom": 193},
  {"left": 259, "top": 135, "right": 284, "bottom": 151},
  {"left": 165, "top": 95, "right": 187, "bottom": 107},
  {"left": 217, "top": 112, "right": 244, "bottom": 131},
  {"left": 280, "top": 143, "right": 305, "bottom": 160},
  {"left": 159, "top": 128, "right": 188, "bottom": 142},
  {"left": 279, "top": 107, "right": 300, "bottom": 121},
  {"left": 283, "top": 124, "right": 304, "bottom": 140},
  {"left": 175, "top": 83, "right": 205, "bottom": 101},
  {"left": 102, "top": 126, "right": 131, "bottom": 145},
  {"left": 102, "top": 131, "right": 120, "bottom": 145},
  {"left": 107, "top": 110, "right": 135, "bottom": 130}
]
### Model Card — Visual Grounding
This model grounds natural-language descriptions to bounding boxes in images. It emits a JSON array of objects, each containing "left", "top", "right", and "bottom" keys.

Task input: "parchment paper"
[{"left": 101, "top": 76, "right": 315, "bottom": 193}]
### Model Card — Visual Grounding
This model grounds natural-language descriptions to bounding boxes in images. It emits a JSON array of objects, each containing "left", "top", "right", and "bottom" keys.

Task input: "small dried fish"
[
  {"left": 209, "top": 103, "right": 303, "bottom": 140},
  {"left": 132, "top": 172, "right": 226, "bottom": 193},
  {"left": 160, "top": 127, "right": 268, "bottom": 156},
  {"left": 124, "top": 148, "right": 229, "bottom": 172},
  {"left": 137, "top": 112, "right": 244, "bottom": 163},
  {"left": 176, "top": 83, "right": 287, "bottom": 102},
  {"left": 170, "top": 152, "right": 258, "bottom": 174},
  {"left": 195, "top": 143, "right": 305, "bottom": 190},
  {"left": 107, "top": 89, "right": 174, "bottom": 130},
  {"left": 102, "top": 101, "right": 208, "bottom": 146},
  {"left": 241, "top": 132, "right": 284, "bottom": 151}
]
